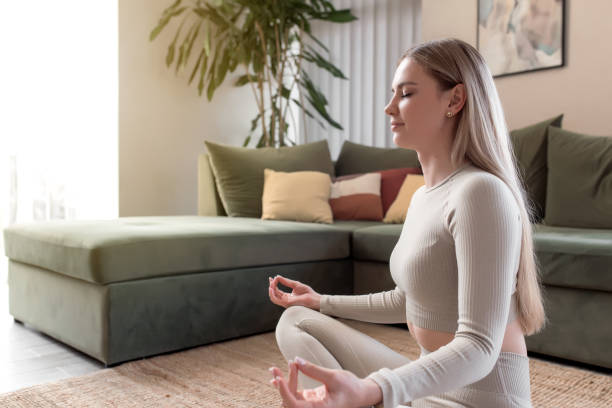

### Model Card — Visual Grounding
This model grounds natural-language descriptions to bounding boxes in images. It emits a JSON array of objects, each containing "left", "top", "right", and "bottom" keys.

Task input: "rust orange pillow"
[
  {"left": 383, "top": 174, "right": 426, "bottom": 223},
  {"left": 377, "top": 167, "right": 423, "bottom": 214}
]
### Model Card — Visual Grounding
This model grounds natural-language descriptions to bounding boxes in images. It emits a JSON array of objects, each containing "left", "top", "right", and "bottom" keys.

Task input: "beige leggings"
[{"left": 275, "top": 306, "right": 532, "bottom": 408}]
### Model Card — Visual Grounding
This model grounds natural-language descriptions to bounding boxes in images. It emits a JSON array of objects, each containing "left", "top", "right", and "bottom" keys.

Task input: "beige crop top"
[{"left": 319, "top": 163, "right": 523, "bottom": 407}]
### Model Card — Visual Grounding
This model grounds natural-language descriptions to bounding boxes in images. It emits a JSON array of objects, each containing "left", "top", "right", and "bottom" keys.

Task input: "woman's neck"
[{"left": 417, "top": 151, "right": 468, "bottom": 190}]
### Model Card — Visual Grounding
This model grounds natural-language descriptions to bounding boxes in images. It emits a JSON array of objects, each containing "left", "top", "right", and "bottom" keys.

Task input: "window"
[{"left": 0, "top": 1, "right": 118, "bottom": 281}]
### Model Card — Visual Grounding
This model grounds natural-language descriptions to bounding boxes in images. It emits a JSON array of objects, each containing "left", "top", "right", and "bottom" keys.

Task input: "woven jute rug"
[{"left": 1, "top": 319, "right": 610, "bottom": 407}]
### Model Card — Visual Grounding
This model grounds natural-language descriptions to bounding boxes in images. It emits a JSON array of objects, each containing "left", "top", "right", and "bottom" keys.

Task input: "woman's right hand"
[{"left": 268, "top": 275, "right": 322, "bottom": 311}]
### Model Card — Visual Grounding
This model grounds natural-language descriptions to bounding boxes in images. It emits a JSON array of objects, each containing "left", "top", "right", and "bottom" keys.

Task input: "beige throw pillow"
[
  {"left": 383, "top": 174, "right": 426, "bottom": 223},
  {"left": 262, "top": 169, "right": 333, "bottom": 223},
  {"left": 204, "top": 140, "right": 334, "bottom": 218}
]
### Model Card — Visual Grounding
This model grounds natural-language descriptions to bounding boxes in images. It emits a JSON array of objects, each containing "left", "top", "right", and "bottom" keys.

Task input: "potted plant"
[{"left": 150, "top": 0, "right": 356, "bottom": 147}]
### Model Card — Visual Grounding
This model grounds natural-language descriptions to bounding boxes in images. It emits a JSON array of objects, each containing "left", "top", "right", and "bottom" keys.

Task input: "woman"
[{"left": 267, "top": 38, "right": 545, "bottom": 408}]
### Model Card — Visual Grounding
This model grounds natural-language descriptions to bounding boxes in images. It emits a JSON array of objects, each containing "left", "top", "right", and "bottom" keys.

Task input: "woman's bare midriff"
[{"left": 407, "top": 319, "right": 527, "bottom": 355}]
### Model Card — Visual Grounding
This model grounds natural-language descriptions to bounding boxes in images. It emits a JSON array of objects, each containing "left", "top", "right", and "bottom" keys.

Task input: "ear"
[{"left": 447, "top": 83, "right": 466, "bottom": 115}]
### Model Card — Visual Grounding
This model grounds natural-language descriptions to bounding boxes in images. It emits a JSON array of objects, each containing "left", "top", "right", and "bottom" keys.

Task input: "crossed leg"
[{"left": 275, "top": 305, "right": 412, "bottom": 390}]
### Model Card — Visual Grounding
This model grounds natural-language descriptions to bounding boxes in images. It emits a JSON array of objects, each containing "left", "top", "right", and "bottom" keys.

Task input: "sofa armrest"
[{"left": 198, "top": 154, "right": 227, "bottom": 216}]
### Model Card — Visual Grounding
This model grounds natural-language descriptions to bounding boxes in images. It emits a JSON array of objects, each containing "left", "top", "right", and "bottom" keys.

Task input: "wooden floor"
[{"left": 0, "top": 260, "right": 104, "bottom": 394}]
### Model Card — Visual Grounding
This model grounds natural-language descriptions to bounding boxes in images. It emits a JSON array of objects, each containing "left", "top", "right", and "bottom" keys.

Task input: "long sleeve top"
[{"left": 319, "top": 163, "right": 523, "bottom": 408}]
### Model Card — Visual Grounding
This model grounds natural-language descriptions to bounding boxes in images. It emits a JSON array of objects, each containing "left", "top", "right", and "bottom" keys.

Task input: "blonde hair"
[{"left": 401, "top": 38, "right": 545, "bottom": 335}]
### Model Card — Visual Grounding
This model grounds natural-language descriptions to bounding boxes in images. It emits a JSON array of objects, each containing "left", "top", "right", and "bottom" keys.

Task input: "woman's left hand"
[{"left": 268, "top": 356, "right": 381, "bottom": 408}]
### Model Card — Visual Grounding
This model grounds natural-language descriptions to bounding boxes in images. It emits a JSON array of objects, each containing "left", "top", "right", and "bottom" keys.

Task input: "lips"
[{"left": 390, "top": 121, "right": 404, "bottom": 130}]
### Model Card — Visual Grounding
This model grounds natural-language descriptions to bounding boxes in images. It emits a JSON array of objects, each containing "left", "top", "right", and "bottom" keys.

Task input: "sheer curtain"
[
  {"left": 0, "top": 2, "right": 118, "bottom": 282},
  {"left": 298, "top": 0, "right": 422, "bottom": 159}
]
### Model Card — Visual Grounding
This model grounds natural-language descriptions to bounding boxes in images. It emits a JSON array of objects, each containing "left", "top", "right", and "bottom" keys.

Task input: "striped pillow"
[{"left": 330, "top": 173, "right": 383, "bottom": 220}]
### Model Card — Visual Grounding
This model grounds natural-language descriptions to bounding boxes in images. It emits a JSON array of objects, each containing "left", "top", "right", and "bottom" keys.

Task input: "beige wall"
[
  {"left": 120, "top": 1, "right": 611, "bottom": 216},
  {"left": 422, "top": 0, "right": 612, "bottom": 135},
  {"left": 119, "top": 0, "right": 257, "bottom": 216}
]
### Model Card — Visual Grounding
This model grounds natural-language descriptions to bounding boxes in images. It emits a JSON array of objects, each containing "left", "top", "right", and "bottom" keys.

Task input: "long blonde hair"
[{"left": 401, "top": 38, "right": 545, "bottom": 335}]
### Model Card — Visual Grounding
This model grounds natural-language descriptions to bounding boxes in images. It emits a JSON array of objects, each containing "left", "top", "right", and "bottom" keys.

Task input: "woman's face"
[{"left": 385, "top": 57, "right": 452, "bottom": 151}]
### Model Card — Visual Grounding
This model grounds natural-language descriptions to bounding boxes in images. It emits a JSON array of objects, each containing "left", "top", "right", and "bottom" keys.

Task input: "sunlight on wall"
[{"left": 0, "top": 2, "right": 118, "bottom": 280}]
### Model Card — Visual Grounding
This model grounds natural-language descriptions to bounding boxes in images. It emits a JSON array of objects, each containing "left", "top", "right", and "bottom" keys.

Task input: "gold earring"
[{"left": 446, "top": 111, "right": 453, "bottom": 118}]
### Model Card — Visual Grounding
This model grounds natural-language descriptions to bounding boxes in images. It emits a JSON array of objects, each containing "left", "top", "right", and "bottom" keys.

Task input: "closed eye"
[{"left": 401, "top": 93, "right": 412, "bottom": 98}]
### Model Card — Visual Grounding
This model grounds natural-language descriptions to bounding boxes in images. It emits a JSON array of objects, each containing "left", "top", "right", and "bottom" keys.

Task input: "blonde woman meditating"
[{"left": 267, "top": 38, "right": 545, "bottom": 408}]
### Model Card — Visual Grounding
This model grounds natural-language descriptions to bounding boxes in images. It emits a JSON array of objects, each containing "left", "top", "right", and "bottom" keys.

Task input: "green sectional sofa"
[
  {"left": 4, "top": 118, "right": 612, "bottom": 370},
  {"left": 4, "top": 216, "right": 374, "bottom": 365}
]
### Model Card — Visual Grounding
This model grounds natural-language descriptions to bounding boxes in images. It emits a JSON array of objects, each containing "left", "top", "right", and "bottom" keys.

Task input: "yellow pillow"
[
  {"left": 383, "top": 174, "right": 426, "bottom": 223},
  {"left": 261, "top": 168, "right": 333, "bottom": 223}
]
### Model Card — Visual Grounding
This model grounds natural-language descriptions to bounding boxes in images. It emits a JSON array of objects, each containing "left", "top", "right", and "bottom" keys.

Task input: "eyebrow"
[{"left": 391, "top": 81, "right": 418, "bottom": 92}]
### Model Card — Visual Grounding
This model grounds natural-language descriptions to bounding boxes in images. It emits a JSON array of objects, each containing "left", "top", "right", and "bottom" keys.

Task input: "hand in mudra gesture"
[
  {"left": 268, "top": 275, "right": 322, "bottom": 310},
  {"left": 269, "top": 356, "right": 374, "bottom": 408},
  {"left": 267, "top": 276, "right": 383, "bottom": 407}
]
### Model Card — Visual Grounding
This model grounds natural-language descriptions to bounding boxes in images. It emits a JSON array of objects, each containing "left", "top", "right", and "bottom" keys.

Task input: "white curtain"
[
  {"left": 0, "top": 2, "right": 118, "bottom": 282},
  {"left": 298, "top": 0, "right": 422, "bottom": 159}
]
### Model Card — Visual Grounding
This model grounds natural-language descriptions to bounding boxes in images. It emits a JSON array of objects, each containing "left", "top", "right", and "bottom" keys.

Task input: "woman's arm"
[
  {"left": 268, "top": 276, "right": 405, "bottom": 323},
  {"left": 365, "top": 174, "right": 522, "bottom": 408},
  {"left": 319, "top": 286, "right": 407, "bottom": 324}
]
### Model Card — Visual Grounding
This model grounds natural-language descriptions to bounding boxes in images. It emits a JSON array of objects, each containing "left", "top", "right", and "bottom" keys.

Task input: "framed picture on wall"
[{"left": 477, "top": 0, "right": 566, "bottom": 78}]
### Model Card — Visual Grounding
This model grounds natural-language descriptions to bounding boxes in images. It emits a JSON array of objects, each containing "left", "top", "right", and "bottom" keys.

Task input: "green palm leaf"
[{"left": 151, "top": 0, "right": 356, "bottom": 146}]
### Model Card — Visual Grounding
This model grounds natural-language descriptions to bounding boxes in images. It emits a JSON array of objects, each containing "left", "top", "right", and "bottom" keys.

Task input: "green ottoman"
[{"left": 4, "top": 216, "right": 354, "bottom": 365}]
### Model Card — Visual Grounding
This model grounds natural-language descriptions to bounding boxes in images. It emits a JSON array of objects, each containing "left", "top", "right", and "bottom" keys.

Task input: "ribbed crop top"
[{"left": 319, "top": 163, "right": 523, "bottom": 407}]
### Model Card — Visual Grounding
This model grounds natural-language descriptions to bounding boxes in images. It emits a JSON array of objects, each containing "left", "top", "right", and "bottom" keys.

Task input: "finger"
[
  {"left": 288, "top": 361, "right": 301, "bottom": 399},
  {"left": 269, "top": 276, "right": 282, "bottom": 290},
  {"left": 269, "top": 366, "right": 282, "bottom": 379},
  {"left": 273, "top": 283, "right": 289, "bottom": 302},
  {"left": 268, "top": 284, "right": 279, "bottom": 300},
  {"left": 273, "top": 276, "right": 297, "bottom": 294},
  {"left": 270, "top": 282, "right": 288, "bottom": 300},
  {"left": 276, "top": 275, "right": 299, "bottom": 288},
  {"left": 270, "top": 284, "right": 285, "bottom": 303},
  {"left": 294, "top": 357, "right": 336, "bottom": 385},
  {"left": 270, "top": 277, "right": 285, "bottom": 296},
  {"left": 268, "top": 286, "right": 281, "bottom": 306},
  {"left": 277, "top": 374, "right": 301, "bottom": 407},
  {"left": 272, "top": 277, "right": 298, "bottom": 300}
]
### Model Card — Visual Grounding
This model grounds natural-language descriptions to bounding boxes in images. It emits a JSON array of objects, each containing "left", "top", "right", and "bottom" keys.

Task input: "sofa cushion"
[
  {"left": 533, "top": 224, "right": 612, "bottom": 292},
  {"left": 330, "top": 173, "right": 383, "bottom": 221},
  {"left": 350, "top": 222, "right": 612, "bottom": 293},
  {"left": 378, "top": 167, "right": 423, "bottom": 214},
  {"left": 262, "top": 169, "right": 333, "bottom": 223},
  {"left": 509, "top": 114, "right": 563, "bottom": 223},
  {"left": 204, "top": 140, "right": 335, "bottom": 218},
  {"left": 334, "top": 141, "right": 420, "bottom": 176},
  {"left": 383, "top": 175, "right": 426, "bottom": 223},
  {"left": 544, "top": 127, "right": 612, "bottom": 228},
  {"left": 351, "top": 225, "right": 402, "bottom": 262},
  {"left": 3, "top": 216, "right": 351, "bottom": 285},
  {"left": 322, "top": 220, "right": 386, "bottom": 232}
]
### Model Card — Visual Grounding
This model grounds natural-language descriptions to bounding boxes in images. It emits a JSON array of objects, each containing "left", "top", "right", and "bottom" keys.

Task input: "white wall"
[
  {"left": 119, "top": 0, "right": 258, "bottom": 216},
  {"left": 422, "top": 0, "right": 612, "bottom": 136}
]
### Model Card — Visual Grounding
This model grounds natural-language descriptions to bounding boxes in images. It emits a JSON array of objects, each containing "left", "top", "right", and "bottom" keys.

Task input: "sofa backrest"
[
  {"left": 198, "top": 154, "right": 339, "bottom": 217},
  {"left": 198, "top": 154, "right": 340, "bottom": 217},
  {"left": 198, "top": 154, "right": 227, "bottom": 216}
]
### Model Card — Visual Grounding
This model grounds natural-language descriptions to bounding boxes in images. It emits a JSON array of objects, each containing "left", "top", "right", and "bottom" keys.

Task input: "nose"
[{"left": 384, "top": 97, "right": 397, "bottom": 116}]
